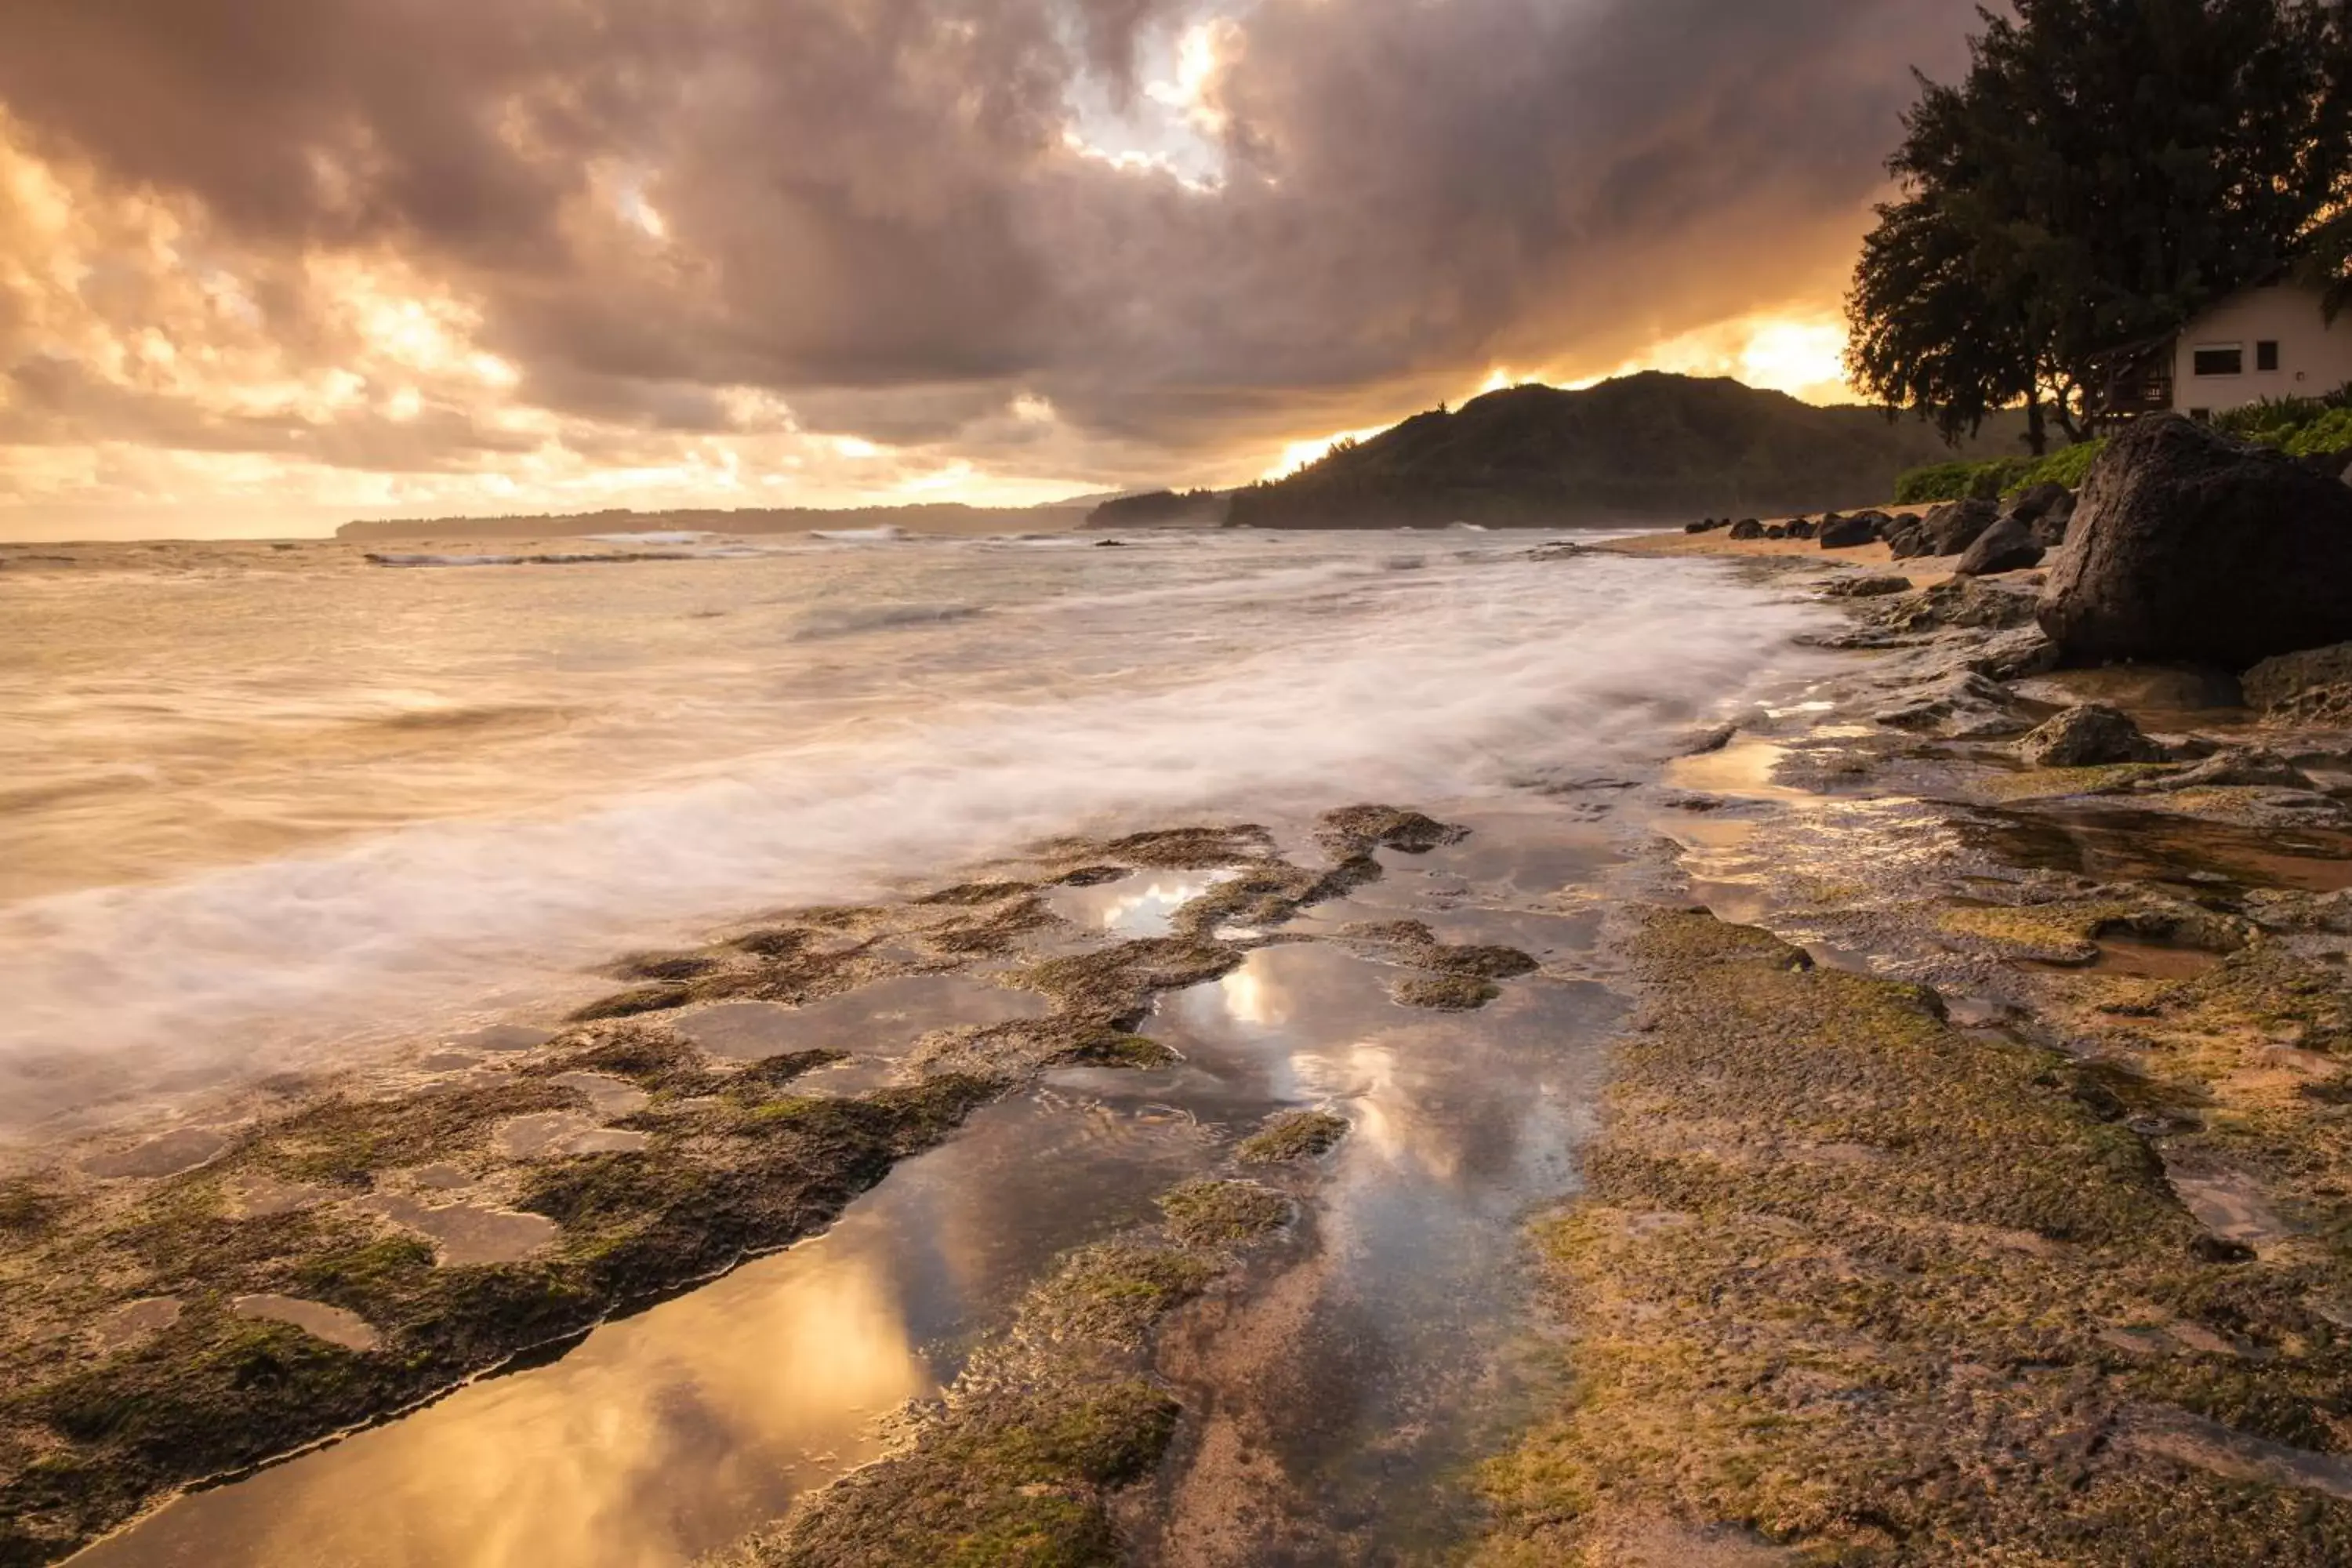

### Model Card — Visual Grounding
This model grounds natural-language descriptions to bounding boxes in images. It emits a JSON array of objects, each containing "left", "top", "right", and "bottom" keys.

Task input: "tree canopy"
[{"left": 1846, "top": 0, "right": 2352, "bottom": 452}]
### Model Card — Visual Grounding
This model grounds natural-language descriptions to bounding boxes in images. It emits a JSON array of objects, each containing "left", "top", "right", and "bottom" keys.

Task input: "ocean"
[{"left": 0, "top": 528, "right": 1828, "bottom": 1141}]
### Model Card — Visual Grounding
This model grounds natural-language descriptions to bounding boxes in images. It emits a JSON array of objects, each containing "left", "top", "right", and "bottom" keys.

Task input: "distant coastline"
[{"left": 334, "top": 500, "right": 1098, "bottom": 543}]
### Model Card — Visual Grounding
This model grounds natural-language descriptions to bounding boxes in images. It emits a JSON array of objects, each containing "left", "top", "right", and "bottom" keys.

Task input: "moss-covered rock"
[
  {"left": 1475, "top": 908, "right": 2352, "bottom": 1566},
  {"left": 1236, "top": 1111, "right": 1350, "bottom": 1165}
]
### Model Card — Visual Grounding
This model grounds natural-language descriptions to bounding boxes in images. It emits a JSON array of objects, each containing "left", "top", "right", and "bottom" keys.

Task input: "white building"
[{"left": 2172, "top": 281, "right": 2352, "bottom": 417}]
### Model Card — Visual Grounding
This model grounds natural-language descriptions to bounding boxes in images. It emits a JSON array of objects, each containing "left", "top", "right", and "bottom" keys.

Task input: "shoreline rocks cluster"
[{"left": 1485, "top": 434, "right": 2352, "bottom": 1560}]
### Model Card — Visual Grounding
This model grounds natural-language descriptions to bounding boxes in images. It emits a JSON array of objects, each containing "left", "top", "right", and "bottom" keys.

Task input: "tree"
[
  {"left": 2299, "top": 209, "right": 2352, "bottom": 323},
  {"left": 1847, "top": 0, "right": 2352, "bottom": 451}
]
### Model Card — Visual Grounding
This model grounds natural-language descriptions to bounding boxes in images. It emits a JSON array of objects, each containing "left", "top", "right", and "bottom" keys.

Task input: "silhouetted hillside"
[
  {"left": 1084, "top": 489, "right": 1230, "bottom": 528},
  {"left": 1226, "top": 372, "right": 2026, "bottom": 529}
]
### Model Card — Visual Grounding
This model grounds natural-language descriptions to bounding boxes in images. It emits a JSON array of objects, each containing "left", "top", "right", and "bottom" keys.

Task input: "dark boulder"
[
  {"left": 2296, "top": 451, "right": 2352, "bottom": 481},
  {"left": 1953, "top": 517, "right": 2045, "bottom": 577},
  {"left": 2038, "top": 415, "right": 2352, "bottom": 668},
  {"left": 1727, "top": 518, "right": 1766, "bottom": 541},
  {"left": 1923, "top": 498, "right": 1999, "bottom": 557},
  {"left": 2028, "top": 493, "right": 2076, "bottom": 550},
  {"left": 1763, "top": 524, "right": 1788, "bottom": 539},
  {"left": 1685, "top": 517, "right": 1730, "bottom": 535},
  {"left": 1882, "top": 514, "right": 1931, "bottom": 558},
  {"left": 2014, "top": 704, "right": 2166, "bottom": 768},
  {"left": 1786, "top": 517, "right": 1819, "bottom": 540},
  {"left": 1818, "top": 512, "right": 1880, "bottom": 550},
  {"left": 2005, "top": 481, "right": 2073, "bottom": 525}
]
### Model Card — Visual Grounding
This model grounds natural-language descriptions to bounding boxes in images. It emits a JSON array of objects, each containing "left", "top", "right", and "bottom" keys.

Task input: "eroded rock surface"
[{"left": 2040, "top": 415, "right": 2352, "bottom": 667}]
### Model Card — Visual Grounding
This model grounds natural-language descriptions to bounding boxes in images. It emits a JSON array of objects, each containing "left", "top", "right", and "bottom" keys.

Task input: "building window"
[
  {"left": 2257, "top": 340, "right": 2281, "bottom": 372},
  {"left": 2190, "top": 408, "right": 2212, "bottom": 421},
  {"left": 2193, "top": 344, "right": 2244, "bottom": 376}
]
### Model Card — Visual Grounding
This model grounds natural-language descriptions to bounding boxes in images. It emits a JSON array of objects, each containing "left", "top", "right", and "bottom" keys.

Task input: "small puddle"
[
  {"left": 550, "top": 1072, "right": 651, "bottom": 1119},
  {"left": 82, "top": 1127, "right": 233, "bottom": 1180},
  {"left": 230, "top": 1295, "right": 381, "bottom": 1353},
  {"left": 356, "top": 1194, "right": 561, "bottom": 1266},
  {"left": 675, "top": 975, "right": 1051, "bottom": 1061},
  {"left": 2168, "top": 1167, "right": 2293, "bottom": 1250},
  {"left": 92, "top": 1298, "right": 182, "bottom": 1352},
  {"left": 1047, "top": 869, "right": 1240, "bottom": 937},
  {"left": 492, "top": 1113, "right": 649, "bottom": 1160},
  {"left": 2090, "top": 935, "right": 2225, "bottom": 982},
  {"left": 223, "top": 1172, "right": 330, "bottom": 1218}
]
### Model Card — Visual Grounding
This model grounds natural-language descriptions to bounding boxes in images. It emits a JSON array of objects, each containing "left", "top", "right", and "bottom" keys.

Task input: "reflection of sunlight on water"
[
  {"left": 1218, "top": 962, "right": 1280, "bottom": 1027},
  {"left": 99, "top": 1235, "right": 931, "bottom": 1568}
]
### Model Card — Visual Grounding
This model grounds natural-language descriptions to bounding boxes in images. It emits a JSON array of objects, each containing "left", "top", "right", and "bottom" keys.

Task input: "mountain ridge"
[{"left": 1217, "top": 372, "right": 2028, "bottom": 529}]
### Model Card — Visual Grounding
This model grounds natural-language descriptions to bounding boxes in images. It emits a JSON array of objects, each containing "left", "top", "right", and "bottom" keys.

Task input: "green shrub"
[
  {"left": 2213, "top": 392, "right": 2352, "bottom": 456},
  {"left": 1893, "top": 461, "right": 1995, "bottom": 504},
  {"left": 1892, "top": 441, "right": 2107, "bottom": 506}
]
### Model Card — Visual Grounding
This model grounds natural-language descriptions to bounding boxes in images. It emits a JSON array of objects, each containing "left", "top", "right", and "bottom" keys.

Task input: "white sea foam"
[
  {"left": 0, "top": 544, "right": 1831, "bottom": 1133},
  {"left": 808, "top": 525, "right": 909, "bottom": 543}
]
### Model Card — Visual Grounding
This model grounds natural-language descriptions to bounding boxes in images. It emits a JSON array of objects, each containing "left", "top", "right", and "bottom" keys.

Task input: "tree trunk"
[{"left": 2024, "top": 395, "right": 2049, "bottom": 457}]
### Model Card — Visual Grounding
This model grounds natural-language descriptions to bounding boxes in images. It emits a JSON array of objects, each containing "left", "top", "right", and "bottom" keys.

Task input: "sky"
[{"left": 0, "top": 0, "right": 1980, "bottom": 539}]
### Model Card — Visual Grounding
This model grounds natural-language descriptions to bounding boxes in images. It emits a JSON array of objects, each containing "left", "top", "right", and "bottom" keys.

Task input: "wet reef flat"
[
  {"left": 1479, "top": 549, "right": 2352, "bottom": 1563},
  {"left": 0, "top": 807, "right": 1526, "bottom": 1566}
]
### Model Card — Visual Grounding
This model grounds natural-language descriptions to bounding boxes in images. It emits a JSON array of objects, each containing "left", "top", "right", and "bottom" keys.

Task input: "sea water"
[{"left": 0, "top": 528, "right": 1827, "bottom": 1138}]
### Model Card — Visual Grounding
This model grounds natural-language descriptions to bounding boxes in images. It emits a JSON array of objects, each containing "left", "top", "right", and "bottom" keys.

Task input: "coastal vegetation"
[
  {"left": 1896, "top": 390, "right": 2352, "bottom": 504},
  {"left": 1846, "top": 0, "right": 2352, "bottom": 451}
]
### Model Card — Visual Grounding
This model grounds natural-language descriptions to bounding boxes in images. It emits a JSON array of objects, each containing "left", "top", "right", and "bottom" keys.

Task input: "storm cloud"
[{"left": 0, "top": 0, "right": 1976, "bottom": 523}]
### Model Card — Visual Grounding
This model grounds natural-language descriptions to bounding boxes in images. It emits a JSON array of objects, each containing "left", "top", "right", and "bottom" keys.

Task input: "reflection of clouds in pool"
[
  {"left": 90, "top": 1229, "right": 934, "bottom": 1568},
  {"left": 1047, "top": 869, "right": 1240, "bottom": 938}
]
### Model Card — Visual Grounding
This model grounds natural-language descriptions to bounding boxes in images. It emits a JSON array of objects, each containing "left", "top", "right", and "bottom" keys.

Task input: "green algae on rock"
[
  {"left": 2, "top": 808, "right": 1473, "bottom": 1566},
  {"left": 1235, "top": 1110, "right": 1350, "bottom": 1165},
  {"left": 708, "top": 1166, "right": 1312, "bottom": 1568},
  {"left": 1392, "top": 972, "right": 1504, "bottom": 1011},
  {"left": 1156, "top": 1180, "right": 1293, "bottom": 1249},
  {"left": 1475, "top": 907, "right": 2352, "bottom": 1565}
]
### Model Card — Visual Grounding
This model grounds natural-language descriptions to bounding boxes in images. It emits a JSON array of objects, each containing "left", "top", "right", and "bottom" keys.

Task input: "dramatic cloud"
[{"left": 0, "top": 0, "right": 1976, "bottom": 533}]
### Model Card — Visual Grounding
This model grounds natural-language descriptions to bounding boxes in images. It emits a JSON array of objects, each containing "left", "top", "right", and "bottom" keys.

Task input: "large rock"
[
  {"left": 2028, "top": 494, "right": 2076, "bottom": 550},
  {"left": 1786, "top": 517, "right": 1819, "bottom": 540},
  {"left": 2005, "top": 481, "right": 2073, "bottom": 526},
  {"left": 1968, "top": 626, "right": 2062, "bottom": 680},
  {"left": 1891, "top": 499, "right": 1998, "bottom": 559},
  {"left": 2038, "top": 415, "right": 2352, "bottom": 667},
  {"left": 2242, "top": 641, "right": 2352, "bottom": 726},
  {"left": 1927, "top": 498, "right": 1999, "bottom": 556},
  {"left": 2014, "top": 704, "right": 2166, "bottom": 768},
  {"left": 2243, "top": 641, "right": 2352, "bottom": 711},
  {"left": 2008, "top": 481, "right": 2078, "bottom": 549},
  {"left": 1728, "top": 519, "right": 1765, "bottom": 541},
  {"left": 1882, "top": 514, "right": 1930, "bottom": 557},
  {"left": 1953, "top": 517, "right": 2045, "bottom": 577},
  {"left": 1818, "top": 512, "right": 1880, "bottom": 550}
]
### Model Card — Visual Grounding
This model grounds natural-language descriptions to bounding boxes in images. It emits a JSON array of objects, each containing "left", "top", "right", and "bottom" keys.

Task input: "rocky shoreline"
[
  {"left": 1472, "top": 424, "right": 2352, "bottom": 1562},
  {"left": 0, "top": 809, "right": 1549, "bottom": 1566},
  {"left": 11, "top": 417, "right": 2352, "bottom": 1566}
]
